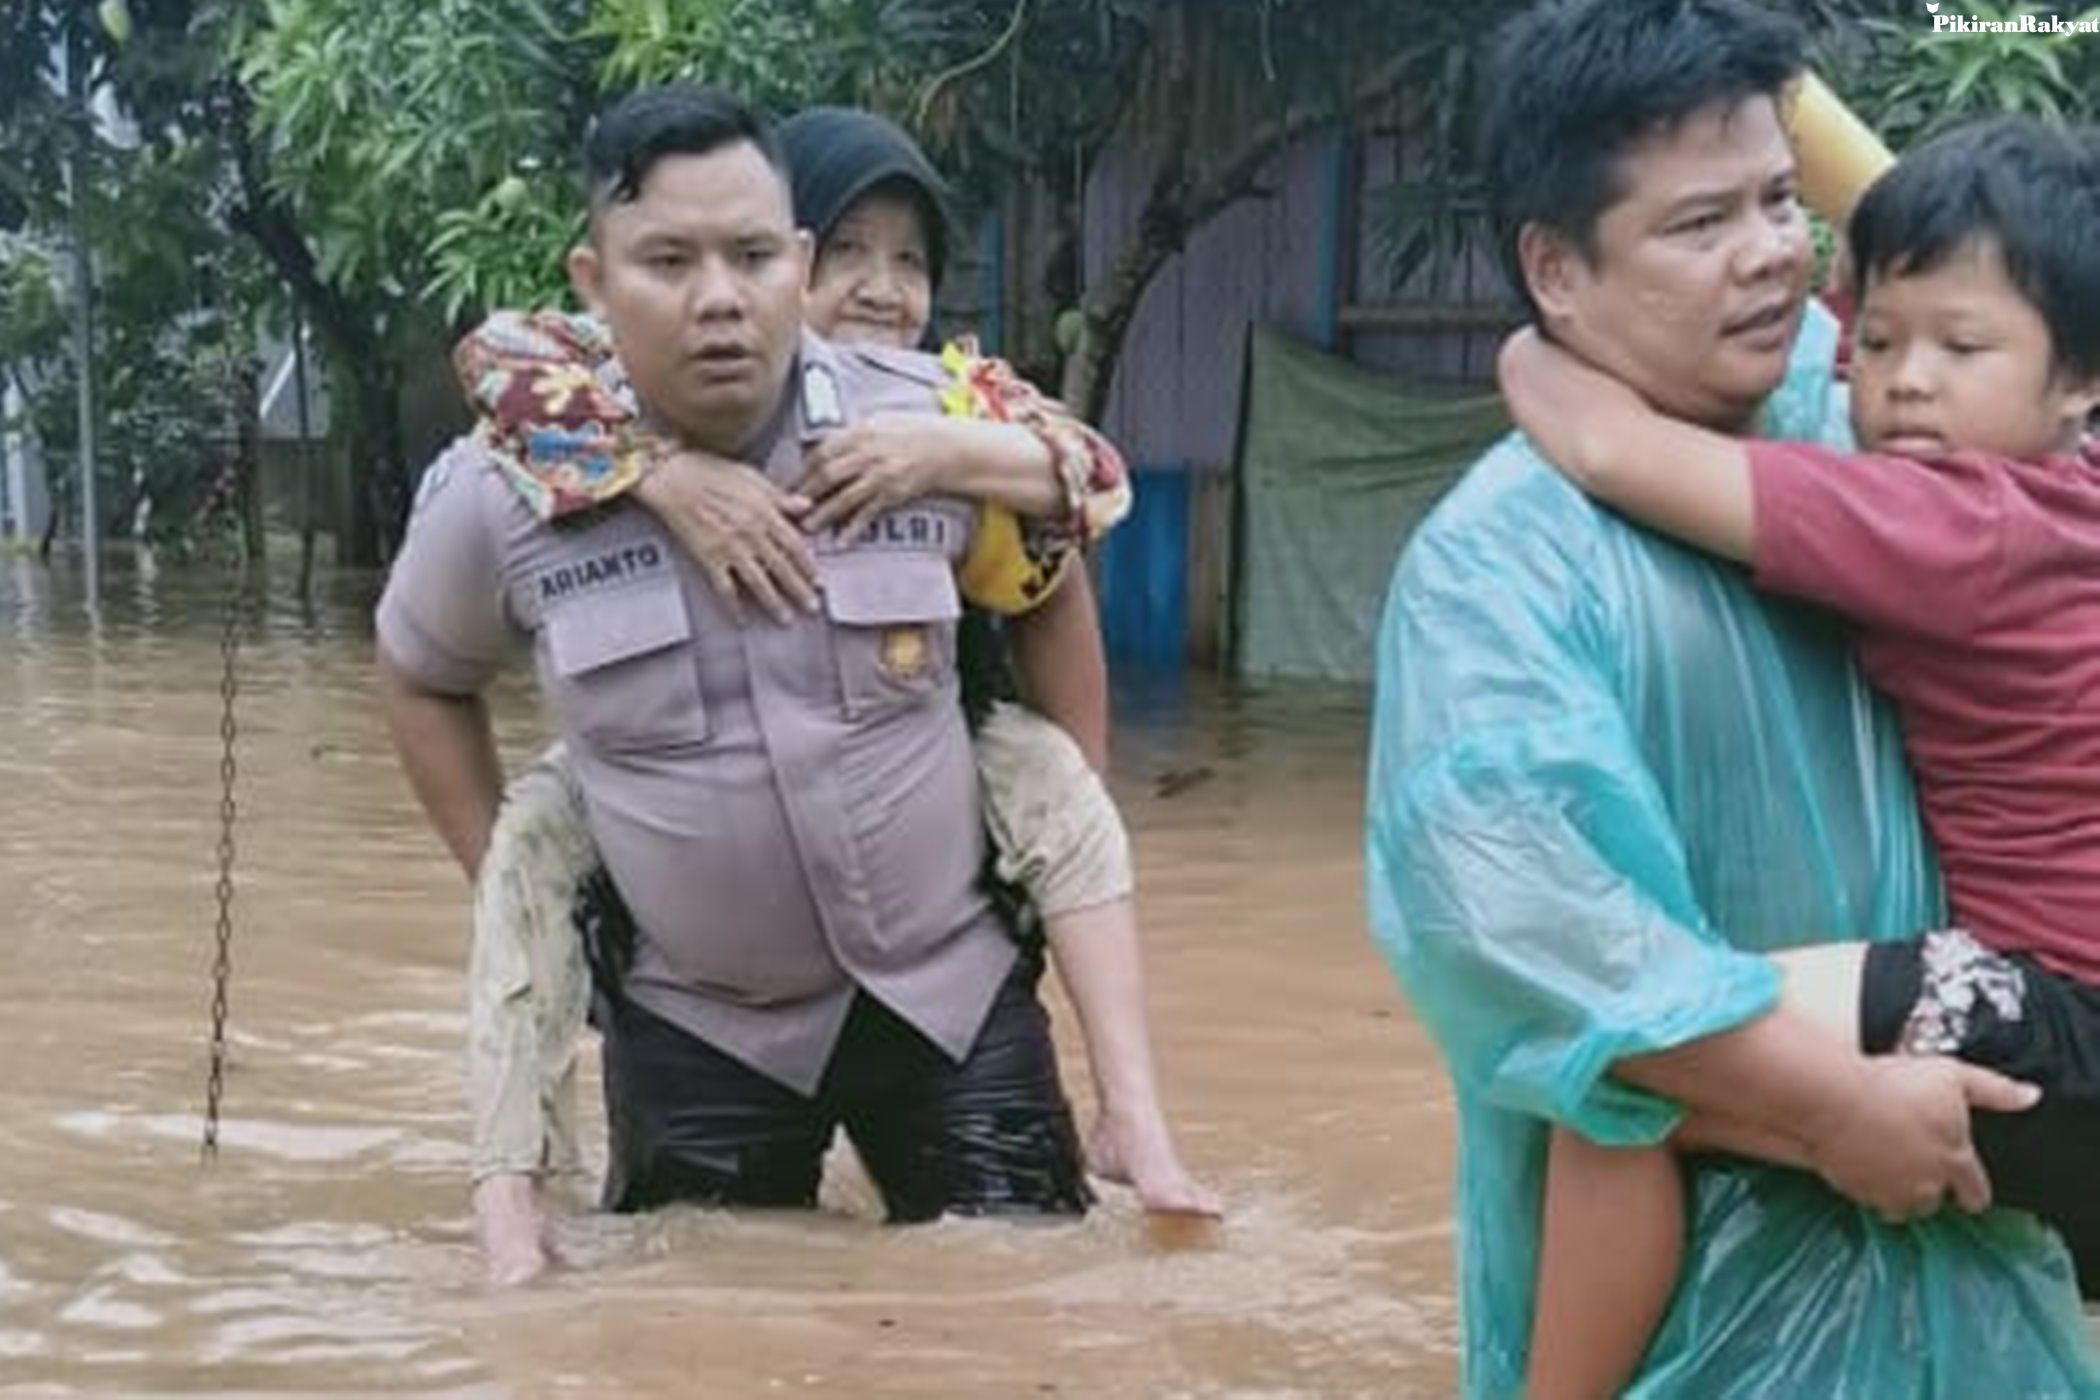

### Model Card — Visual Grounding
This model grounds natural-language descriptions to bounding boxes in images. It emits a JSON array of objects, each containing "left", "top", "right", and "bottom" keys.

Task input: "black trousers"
[{"left": 598, "top": 957, "right": 1092, "bottom": 1223}]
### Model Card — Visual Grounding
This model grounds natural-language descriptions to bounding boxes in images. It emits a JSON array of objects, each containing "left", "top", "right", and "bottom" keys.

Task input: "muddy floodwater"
[{"left": 0, "top": 552, "right": 1458, "bottom": 1397}]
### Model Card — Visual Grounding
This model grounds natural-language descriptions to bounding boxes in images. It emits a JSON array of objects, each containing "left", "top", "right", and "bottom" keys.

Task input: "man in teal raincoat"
[{"left": 1366, "top": 1, "right": 2100, "bottom": 1392}]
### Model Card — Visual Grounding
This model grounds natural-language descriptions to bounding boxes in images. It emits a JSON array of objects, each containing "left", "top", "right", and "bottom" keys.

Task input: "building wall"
[
  {"left": 1085, "top": 140, "right": 1334, "bottom": 471},
  {"left": 1071, "top": 104, "right": 1516, "bottom": 669},
  {"left": 1348, "top": 124, "right": 1512, "bottom": 382},
  {"left": 3, "top": 379, "right": 53, "bottom": 544}
]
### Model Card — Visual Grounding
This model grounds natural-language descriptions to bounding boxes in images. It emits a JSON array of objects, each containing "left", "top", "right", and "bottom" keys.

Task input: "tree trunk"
[
  {"left": 1061, "top": 202, "right": 1200, "bottom": 427},
  {"left": 331, "top": 357, "right": 408, "bottom": 568},
  {"left": 222, "top": 80, "right": 409, "bottom": 567},
  {"left": 233, "top": 353, "right": 265, "bottom": 564},
  {"left": 1059, "top": 19, "right": 1423, "bottom": 426},
  {"left": 1059, "top": 3, "right": 1198, "bottom": 425}
]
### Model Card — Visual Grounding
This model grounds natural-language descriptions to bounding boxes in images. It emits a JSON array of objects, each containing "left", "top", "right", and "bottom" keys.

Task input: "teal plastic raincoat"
[{"left": 1366, "top": 308, "right": 2099, "bottom": 1397}]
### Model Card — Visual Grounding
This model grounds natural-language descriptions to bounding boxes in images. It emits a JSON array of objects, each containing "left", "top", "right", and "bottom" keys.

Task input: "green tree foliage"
[
  {"left": 1851, "top": 3, "right": 2100, "bottom": 144},
  {"left": 0, "top": 240, "right": 66, "bottom": 370},
  {"left": 82, "top": 134, "right": 266, "bottom": 549},
  {"left": 13, "top": 0, "right": 2092, "bottom": 565},
  {"left": 417, "top": 0, "right": 1023, "bottom": 322},
  {"left": 239, "top": 0, "right": 597, "bottom": 319},
  {"left": 0, "top": 0, "right": 282, "bottom": 555},
  {"left": 587, "top": 0, "right": 823, "bottom": 109}
]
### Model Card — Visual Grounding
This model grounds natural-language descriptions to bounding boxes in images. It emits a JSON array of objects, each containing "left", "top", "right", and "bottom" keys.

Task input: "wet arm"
[
  {"left": 378, "top": 649, "right": 502, "bottom": 881},
  {"left": 952, "top": 354, "right": 1133, "bottom": 698},
  {"left": 1044, "top": 897, "right": 1217, "bottom": 1215},
  {"left": 928, "top": 418, "right": 1064, "bottom": 516},
  {"left": 1008, "top": 570, "right": 1110, "bottom": 770},
  {"left": 1616, "top": 1007, "right": 1864, "bottom": 1159},
  {"left": 799, "top": 351, "right": 1130, "bottom": 543},
  {"left": 1674, "top": 1109, "right": 1816, "bottom": 1168},
  {"left": 1630, "top": 1008, "right": 2037, "bottom": 1219},
  {"left": 1375, "top": 711, "right": 1866, "bottom": 1165},
  {"left": 949, "top": 348, "right": 1131, "bottom": 547},
  {"left": 797, "top": 414, "right": 1065, "bottom": 539},
  {"left": 1047, "top": 905, "right": 1163, "bottom": 1132},
  {"left": 1497, "top": 329, "right": 1754, "bottom": 563}
]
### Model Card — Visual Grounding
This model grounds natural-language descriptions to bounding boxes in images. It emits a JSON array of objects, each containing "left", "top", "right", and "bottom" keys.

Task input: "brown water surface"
[{"left": 0, "top": 553, "right": 1458, "bottom": 1397}]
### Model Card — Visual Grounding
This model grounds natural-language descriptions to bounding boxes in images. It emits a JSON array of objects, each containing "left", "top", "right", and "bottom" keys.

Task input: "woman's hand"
[
  {"left": 636, "top": 449, "right": 821, "bottom": 623},
  {"left": 795, "top": 414, "right": 955, "bottom": 542},
  {"left": 797, "top": 414, "right": 1065, "bottom": 541}
]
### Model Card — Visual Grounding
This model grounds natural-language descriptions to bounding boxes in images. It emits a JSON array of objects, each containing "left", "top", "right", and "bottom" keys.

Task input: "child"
[{"left": 1497, "top": 116, "right": 2100, "bottom": 1396}]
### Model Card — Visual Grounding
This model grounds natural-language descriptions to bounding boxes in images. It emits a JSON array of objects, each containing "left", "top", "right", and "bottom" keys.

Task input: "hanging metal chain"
[{"left": 200, "top": 455, "right": 246, "bottom": 1161}]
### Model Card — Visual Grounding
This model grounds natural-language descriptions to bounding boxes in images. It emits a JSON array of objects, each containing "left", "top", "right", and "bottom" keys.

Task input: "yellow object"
[
  {"left": 1783, "top": 72, "right": 1896, "bottom": 225},
  {"left": 957, "top": 503, "right": 1067, "bottom": 616},
  {"left": 940, "top": 339, "right": 1072, "bottom": 616}
]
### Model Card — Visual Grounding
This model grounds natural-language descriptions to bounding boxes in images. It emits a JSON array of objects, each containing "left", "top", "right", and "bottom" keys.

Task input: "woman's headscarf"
[{"left": 775, "top": 106, "right": 952, "bottom": 294}]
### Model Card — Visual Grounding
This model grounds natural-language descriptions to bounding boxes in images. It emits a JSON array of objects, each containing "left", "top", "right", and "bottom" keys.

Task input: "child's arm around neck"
[{"left": 1497, "top": 328, "right": 1756, "bottom": 564}]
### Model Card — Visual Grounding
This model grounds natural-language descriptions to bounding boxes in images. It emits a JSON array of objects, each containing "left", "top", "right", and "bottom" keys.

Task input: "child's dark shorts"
[{"left": 1861, "top": 928, "right": 2100, "bottom": 1298}]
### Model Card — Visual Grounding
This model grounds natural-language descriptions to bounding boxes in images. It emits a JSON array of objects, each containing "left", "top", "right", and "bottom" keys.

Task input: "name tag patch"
[
  {"left": 847, "top": 509, "right": 955, "bottom": 554},
  {"left": 536, "top": 541, "right": 667, "bottom": 604}
]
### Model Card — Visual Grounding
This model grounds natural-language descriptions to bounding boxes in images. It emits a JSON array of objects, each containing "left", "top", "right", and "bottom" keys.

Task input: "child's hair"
[{"left": 1848, "top": 117, "right": 2100, "bottom": 380}]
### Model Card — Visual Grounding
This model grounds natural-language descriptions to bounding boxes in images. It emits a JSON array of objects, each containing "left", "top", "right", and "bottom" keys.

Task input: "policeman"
[{"left": 377, "top": 85, "right": 1090, "bottom": 1225}]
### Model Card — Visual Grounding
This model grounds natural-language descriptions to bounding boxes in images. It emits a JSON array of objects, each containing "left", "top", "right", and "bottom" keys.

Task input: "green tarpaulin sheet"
[{"left": 1234, "top": 328, "right": 1507, "bottom": 683}]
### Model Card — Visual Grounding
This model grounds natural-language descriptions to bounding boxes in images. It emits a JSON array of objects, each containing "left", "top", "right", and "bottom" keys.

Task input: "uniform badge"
[
  {"left": 801, "top": 361, "right": 845, "bottom": 431},
  {"left": 880, "top": 625, "right": 931, "bottom": 680}
]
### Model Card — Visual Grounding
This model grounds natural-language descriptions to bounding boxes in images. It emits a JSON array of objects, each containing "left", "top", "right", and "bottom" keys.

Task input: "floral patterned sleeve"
[
  {"left": 938, "top": 338, "right": 1132, "bottom": 547},
  {"left": 452, "top": 315, "right": 1134, "bottom": 566},
  {"left": 451, "top": 310, "right": 649, "bottom": 521}
]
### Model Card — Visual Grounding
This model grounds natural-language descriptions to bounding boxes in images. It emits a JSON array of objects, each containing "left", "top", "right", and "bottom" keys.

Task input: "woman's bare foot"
[
  {"left": 1085, "top": 1111, "right": 1222, "bottom": 1218},
  {"left": 473, "top": 1173, "right": 552, "bottom": 1286}
]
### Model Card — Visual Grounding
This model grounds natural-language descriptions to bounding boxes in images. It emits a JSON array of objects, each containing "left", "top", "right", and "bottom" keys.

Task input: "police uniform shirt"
[{"left": 377, "top": 330, "right": 1017, "bottom": 1094}]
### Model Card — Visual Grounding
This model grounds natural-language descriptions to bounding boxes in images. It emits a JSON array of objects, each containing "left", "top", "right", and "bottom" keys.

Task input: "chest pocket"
[
  {"left": 541, "top": 580, "right": 710, "bottom": 753},
  {"left": 823, "top": 550, "right": 960, "bottom": 719}
]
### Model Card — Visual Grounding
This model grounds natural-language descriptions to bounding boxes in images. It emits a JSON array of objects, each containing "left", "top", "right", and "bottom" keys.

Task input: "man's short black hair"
[
  {"left": 582, "top": 83, "right": 786, "bottom": 213},
  {"left": 1849, "top": 117, "right": 2100, "bottom": 382},
  {"left": 1478, "top": 0, "right": 1807, "bottom": 317}
]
